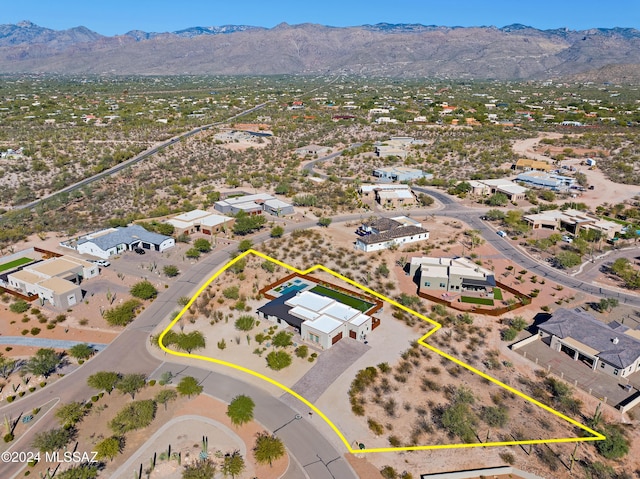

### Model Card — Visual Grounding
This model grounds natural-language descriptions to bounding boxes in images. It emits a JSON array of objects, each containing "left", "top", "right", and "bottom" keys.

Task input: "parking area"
[{"left": 516, "top": 337, "right": 640, "bottom": 408}]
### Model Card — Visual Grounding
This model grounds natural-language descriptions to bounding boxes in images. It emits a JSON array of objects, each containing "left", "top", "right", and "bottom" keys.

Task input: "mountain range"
[{"left": 0, "top": 21, "right": 639, "bottom": 80}]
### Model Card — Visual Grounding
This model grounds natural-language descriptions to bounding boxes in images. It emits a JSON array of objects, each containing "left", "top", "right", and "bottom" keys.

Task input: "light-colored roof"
[
  {"left": 289, "top": 306, "right": 321, "bottom": 322},
  {"left": 351, "top": 314, "right": 371, "bottom": 327},
  {"left": 171, "top": 209, "right": 211, "bottom": 222},
  {"left": 9, "top": 269, "right": 41, "bottom": 284},
  {"left": 264, "top": 199, "right": 292, "bottom": 209},
  {"left": 78, "top": 225, "right": 171, "bottom": 251},
  {"left": 305, "top": 315, "right": 344, "bottom": 334},
  {"left": 38, "top": 277, "right": 79, "bottom": 295},
  {"left": 497, "top": 184, "right": 527, "bottom": 195},
  {"left": 29, "top": 258, "right": 82, "bottom": 278},
  {"left": 360, "top": 184, "right": 411, "bottom": 193},
  {"left": 323, "top": 302, "right": 359, "bottom": 322},
  {"left": 200, "top": 215, "right": 232, "bottom": 227},
  {"left": 392, "top": 216, "right": 421, "bottom": 227},
  {"left": 286, "top": 291, "right": 334, "bottom": 312}
]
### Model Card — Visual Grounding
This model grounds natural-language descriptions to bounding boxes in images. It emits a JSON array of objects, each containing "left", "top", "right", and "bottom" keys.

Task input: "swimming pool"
[{"left": 279, "top": 282, "right": 308, "bottom": 295}]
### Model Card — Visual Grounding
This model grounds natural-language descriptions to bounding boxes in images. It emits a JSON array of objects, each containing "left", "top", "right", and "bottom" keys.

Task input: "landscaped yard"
[
  {"left": 461, "top": 296, "right": 495, "bottom": 306},
  {"left": 310, "top": 285, "right": 374, "bottom": 312},
  {"left": 0, "top": 257, "right": 33, "bottom": 273},
  {"left": 493, "top": 288, "right": 503, "bottom": 300}
]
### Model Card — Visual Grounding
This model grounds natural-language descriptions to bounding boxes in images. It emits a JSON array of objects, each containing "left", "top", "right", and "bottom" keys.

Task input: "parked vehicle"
[
  {"left": 90, "top": 259, "right": 110, "bottom": 267},
  {"left": 497, "top": 230, "right": 508, "bottom": 238},
  {"left": 133, "top": 247, "right": 146, "bottom": 255},
  {"left": 562, "top": 235, "right": 573, "bottom": 243}
]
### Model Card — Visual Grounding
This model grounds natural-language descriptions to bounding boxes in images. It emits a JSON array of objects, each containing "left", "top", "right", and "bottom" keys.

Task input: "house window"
[
  {"left": 424, "top": 281, "right": 431, "bottom": 287},
  {"left": 600, "top": 362, "right": 605, "bottom": 368},
  {"left": 439, "top": 283, "right": 446, "bottom": 288}
]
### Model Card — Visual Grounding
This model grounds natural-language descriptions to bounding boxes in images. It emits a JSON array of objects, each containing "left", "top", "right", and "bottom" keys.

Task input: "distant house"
[
  {"left": 165, "top": 209, "right": 234, "bottom": 237},
  {"left": 523, "top": 209, "right": 622, "bottom": 239},
  {"left": 467, "top": 179, "right": 527, "bottom": 201},
  {"left": 7, "top": 256, "right": 98, "bottom": 309},
  {"left": 538, "top": 308, "right": 640, "bottom": 378},
  {"left": 514, "top": 158, "right": 552, "bottom": 172},
  {"left": 295, "top": 145, "right": 332, "bottom": 156},
  {"left": 516, "top": 171, "right": 575, "bottom": 191},
  {"left": 77, "top": 225, "right": 175, "bottom": 259},
  {"left": 214, "top": 193, "right": 294, "bottom": 217},
  {"left": 356, "top": 216, "right": 429, "bottom": 252},
  {"left": 373, "top": 167, "right": 433, "bottom": 182},
  {"left": 409, "top": 257, "right": 496, "bottom": 294},
  {"left": 358, "top": 184, "right": 416, "bottom": 208},
  {"left": 257, "top": 290, "right": 375, "bottom": 349}
]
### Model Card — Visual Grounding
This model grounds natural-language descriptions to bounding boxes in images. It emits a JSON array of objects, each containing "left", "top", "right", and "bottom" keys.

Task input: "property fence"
[
  {"left": 0, "top": 285, "right": 38, "bottom": 302},
  {"left": 417, "top": 280, "right": 531, "bottom": 316}
]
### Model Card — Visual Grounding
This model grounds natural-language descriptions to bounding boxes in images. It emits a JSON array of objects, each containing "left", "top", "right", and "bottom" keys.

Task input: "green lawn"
[
  {"left": 0, "top": 257, "right": 33, "bottom": 273},
  {"left": 493, "top": 288, "right": 503, "bottom": 300},
  {"left": 310, "top": 285, "right": 373, "bottom": 312},
  {"left": 461, "top": 296, "right": 494, "bottom": 306}
]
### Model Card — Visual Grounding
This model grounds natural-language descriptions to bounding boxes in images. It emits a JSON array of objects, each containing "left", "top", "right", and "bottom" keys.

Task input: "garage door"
[{"left": 332, "top": 332, "right": 343, "bottom": 345}]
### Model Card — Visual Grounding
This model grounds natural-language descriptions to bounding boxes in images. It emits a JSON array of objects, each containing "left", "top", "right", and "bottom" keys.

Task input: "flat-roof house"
[
  {"left": 165, "top": 209, "right": 234, "bottom": 237},
  {"left": 257, "top": 290, "right": 374, "bottom": 349},
  {"left": 372, "top": 167, "right": 433, "bottom": 182},
  {"left": 7, "top": 256, "right": 98, "bottom": 309},
  {"left": 295, "top": 145, "right": 332, "bottom": 156},
  {"left": 358, "top": 184, "right": 417, "bottom": 208},
  {"left": 410, "top": 257, "right": 496, "bottom": 293},
  {"left": 356, "top": 216, "right": 429, "bottom": 252},
  {"left": 514, "top": 158, "right": 552, "bottom": 172},
  {"left": 516, "top": 171, "right": 575, "bottom": 191},
  {"left": 538, "top": 308, "right": 640, "bottom": 378},
  {"left": 475, "top": 179, "right": 528, "bottom": 201},
  {"left": 214, "top": 193, "right": 294, "bottom": 217},
  {"left": 523, "top": 209, "right": 623, "bottom": 238},
  {"left": 77, "top": 225, "right": 175, "bottom": 259}
]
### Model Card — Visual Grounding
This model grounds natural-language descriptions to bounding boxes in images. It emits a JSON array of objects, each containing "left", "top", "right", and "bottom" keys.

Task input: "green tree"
[
  {"left": 486, "top": 193, "right": 509, "bottom": 207},
  {"left": 194, "top": 238, "right": 212, "bottom": 253},
  {"left": 186, "top": 248, "right": 201, "bottom": 259},
  {"left": 25, "top": 348, "right": 62, "bottom": 378},
  {"left": 174, "top": 331, "right": 206, "bottom": 353},
  {"left": 233, "top": 211, "right": 267, "bottom": 235},
  {"left": 116, "top": 373, "right": 147, "bottom": 399},
  {"left": 227, "top": 395, "right": 255, "bottom": 427},
  {"left": 130, "top": 280, "right": 158, "bottom": 300},
  {"left": 266, "top": 351, "right": 292, "bottom": 371},
  {"left": 253, "top": 432, "right": 285, "bottom": 467},
  {"left": 109, "top": 400, "right": 157, "bottom": 434},
  {"left": 481, "top": 405, "right": 509, "bottom": 428},
  {"left": 55, "top": 401, "right": 87, "bottom": 427},
  {"left": 0, "top": 353, "right": 17, "bottom": 379},
  {"left": 87, "top": 371, "right": 121, "bottom": 394},
  {"left": 441, "top": 402, "right": 477, "bottom": 443},
  {"left": 163, "top": 265, "right": 180, "bottom": 277},
  {"left": 104, "top": 299, "right": 141, "bottom": 326},
  {"left": 177, "top": 376, "right": 203, "bottom": 398},
  {"left": 485, "top": 209, "right": 506, "bottom": 221},
  {"left": 272, "top": 331, "right": 293, "bottom": 348},
  {"left": 270, "top": 225, "right": 284, "bottom": 238},
  {"left": 295, "top": 345, "right": 309, "bottom": 358},
  {"left": 235, "top": 315, "right": 256, "bottom": 331},
  {"left": 95, "top": 436, "right": 124, "bottom": 462},
  {"left": 68, "top": 343, "right": 95, "bottom": 360},
  {"left": 155, "top": 389, "right": 178, "bottom": 410},
  {"left": 54, "top": 464, "right": 98, "bottom": 479},
  {"left": 318, "top": 217, "right": 332, "bottom": 227},
  {"left": 182, "top": 458, "right": 216, "bottom": 479},
  {"left": 596, "top": 425, "right": 629, "bottom": 459},
  {"left": 238, "top": 239, "right": 253, "bottom": 252},
  {"left": 32, "top": 427, "right": 75, "bottom": 452},
  {"left": 9, "top": 300, "right": 29, "bottom": 314},
  {"left": 222, "top": 451, "right": 245, "bottom": 478},
  {"left": 555, "top": 251, "right": 582, "bottom": 269}
]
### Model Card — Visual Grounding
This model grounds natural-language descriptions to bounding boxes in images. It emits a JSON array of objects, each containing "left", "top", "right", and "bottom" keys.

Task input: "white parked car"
[
  {"left": 562, "top": 235, "right": 573, "bottom": 243},
  {"left": 497, "top": 230, "right": 508, "bottom": 238},
  {"left": 91, "top": 259, "right": 111, "bottom": 267}
]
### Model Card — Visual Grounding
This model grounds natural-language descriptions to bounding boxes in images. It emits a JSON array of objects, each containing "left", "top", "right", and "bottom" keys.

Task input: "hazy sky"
[{"left": 4, "top": 0, "right": 638, "bottom": 35}]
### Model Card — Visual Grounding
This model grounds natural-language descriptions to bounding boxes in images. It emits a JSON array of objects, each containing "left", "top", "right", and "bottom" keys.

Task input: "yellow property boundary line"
[{"left": 158, "top": 249, "right": 605, "bottom": 453}]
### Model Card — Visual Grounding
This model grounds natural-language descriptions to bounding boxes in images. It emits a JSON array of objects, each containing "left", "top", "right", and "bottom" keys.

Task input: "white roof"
[
  {"left": 497, "top": 184, "right": 527, "bottom": 195},
  {"left": 360, "top": 184, "right": 411, "bottom": 193},
  {"left": 392, "top": 216, "right": 422, "bottom": 227},
  {"left": 481, "top": 178, "right": 514, "bottom": 187},
  {"left": 289, "top": 306, "right": 321, "bottom": 321},
  {"left": 264, "top": 199, "right": 292, "bottom": 209},
  {"left": 172, "top": 209, "right": 211, "bottom": 222},
  {"left": 306, "top": 315, "right": 344, "bottom": 334},
  {"left": 200, "top": 215, "right": 231, "bottom": 227},
  {"left": 220, "top": 193, "right": 273, "bottom": 206},
  {"left": 286, "top": 291, "right": 334, "bottom": 311},
  {"left": 323, "top": 302, "right": 359, "bottom": 322},
  {"left": 351, "top": 314, "right": 371, "bottom": 326}
]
